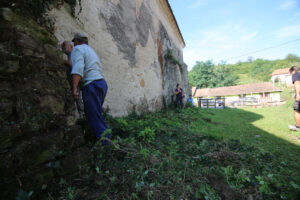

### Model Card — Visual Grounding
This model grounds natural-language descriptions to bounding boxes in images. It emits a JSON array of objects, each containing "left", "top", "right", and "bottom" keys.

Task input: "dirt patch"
[
  {"left": 204, "top": 148, "right": 238, "bottom": 161},
  {"left": 207, "top": 175, "right": 243, "bottom": 200},
  {"left": 202, "top": 117, "right": 227, "bottom": 126}
]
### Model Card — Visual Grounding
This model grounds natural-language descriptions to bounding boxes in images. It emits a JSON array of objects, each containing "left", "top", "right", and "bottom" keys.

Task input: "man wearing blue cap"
[{"left": 71, "top": 33, "right": 110, "bottom": 144}]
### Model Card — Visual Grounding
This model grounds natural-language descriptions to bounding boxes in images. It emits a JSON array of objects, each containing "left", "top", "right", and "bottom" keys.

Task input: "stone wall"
[
  {"left": 0, "top": 0, "right": 189, "bottom": 198},
  {"left": 0, "top": 8, "right": 92, "bottom": 198},
  {"left": 48, "top": 0, "right": 189, "bottom": 116}
]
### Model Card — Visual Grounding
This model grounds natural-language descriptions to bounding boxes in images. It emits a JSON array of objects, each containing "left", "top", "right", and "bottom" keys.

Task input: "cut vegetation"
[{"left": 38, "top": 100, "right": 300, "bottom": 200}]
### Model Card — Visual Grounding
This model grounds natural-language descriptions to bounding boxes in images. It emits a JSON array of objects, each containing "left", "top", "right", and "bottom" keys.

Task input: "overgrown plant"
[
  {"left": 65, "top": 0, "right": 82, "bottom": 17},
  {"left": 164, "top": 49, "right": 184, "bottom": 72},
  {"left": 40, "top": 107, "right": 300, "bottom": 199}
]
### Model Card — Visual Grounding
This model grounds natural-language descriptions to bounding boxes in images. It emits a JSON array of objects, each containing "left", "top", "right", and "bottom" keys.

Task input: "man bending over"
[{"left": 71, "top": 33, "right": 110, "bottom": 144}]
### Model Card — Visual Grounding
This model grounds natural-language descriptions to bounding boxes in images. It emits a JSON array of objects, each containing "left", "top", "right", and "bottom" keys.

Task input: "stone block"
[
  {"left": 20, "top": 167, "right": 54, "bottom": 192},
  {"left": 39, "top": 95, "right": 64, "bottom": 114},
  {"left": 55, "top": 147, "right": 91, "bottom": 176},
  {"left": 0, "top": 153, "right": 14, "bottom": 184},
  {"left": 0, "top": 125, "right": 20, "bottom": 150},
  {"left": 64, "top": 125, "right": 85, "bottom": 150},
  {"left": 16, "top": 32, "right": 38, "bottom": 51},
  {"left": 0, "top": 60, "right": 19, "bottom": 74},
  {"left": 12, "top": 130, "right": 64, "bottom": 168},
  {"left": 0, "top": 101, "right": 12, "bottom": 113},
  {"left": 0, "top": 132, "right": 13, "bottom": 149},
  {"left": 66, "top": 115, "right": 77, "bottom": 126},
  {"left": 0, "top": 7, "right": 15, "bottom": 22},
  {"left": 0, "top": 43, "right": 10, "bottom": 58}
]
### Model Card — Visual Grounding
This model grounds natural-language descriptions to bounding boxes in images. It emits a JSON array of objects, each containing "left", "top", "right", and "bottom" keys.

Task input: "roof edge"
[
  {"left": 165, "top": 0, "right": 185, "bottom": 47},
  {"left": 194, "top": 82, "right": 282, "bottom": 97}
]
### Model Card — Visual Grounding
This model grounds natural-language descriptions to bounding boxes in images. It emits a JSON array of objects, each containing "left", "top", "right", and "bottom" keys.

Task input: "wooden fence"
[{"left": 198, "top": 98, "right": 226, "bottom": 109}]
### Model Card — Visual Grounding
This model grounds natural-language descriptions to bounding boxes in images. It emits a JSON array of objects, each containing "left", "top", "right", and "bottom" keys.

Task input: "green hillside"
[
  {"left": 189, "top": 54, "right": 300, "bottom": 88},
  {"left": 227, "top": 54, "right": 300, "bottom": 84}
]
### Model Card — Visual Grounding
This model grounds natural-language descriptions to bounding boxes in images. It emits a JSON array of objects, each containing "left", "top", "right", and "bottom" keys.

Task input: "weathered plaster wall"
[{"left": 48, "top": 0, "right": 188, "bottom": 116}]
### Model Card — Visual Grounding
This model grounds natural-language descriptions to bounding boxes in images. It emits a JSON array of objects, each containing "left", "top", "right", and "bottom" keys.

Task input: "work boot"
[
  {"left": 94, "top": 129, "right": 112, "bottom": 146},
  {"left": 288, "top": 125, "right": 300, "bottom": 131}
]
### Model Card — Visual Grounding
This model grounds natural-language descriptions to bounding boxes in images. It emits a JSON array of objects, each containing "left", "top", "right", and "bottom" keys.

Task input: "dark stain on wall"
[
  {"left": 100, "top": 1, "right": 154, "bottom": 67},
  {"left": 158, "top": 22, "right": 186, "bottom": 105},
  {"left": 157, "top": 33, "right": 164, "bottom": 89},
  {"left": 100, "top": 1, "right": 136, "bottom": 66},
  {"left": 136, "top": 2, "right": 154, "bottom": 47}
]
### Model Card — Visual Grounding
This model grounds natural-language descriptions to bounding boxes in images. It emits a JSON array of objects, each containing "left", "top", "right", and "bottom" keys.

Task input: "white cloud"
[
  {"left": 187, "top": 0, "right": 210, "bottom": 9},
  {"left": 278, "top": 0, "right": 297, "bottom": 10},
  {"left": 241, "top": 31, "right": 258, "bottom": 41},
  {"left": 287, "top": 11, "right": 300, "bottom": 22},
  {"left": 183, "top": 23, "right": 259, "bottom": 70},
  {"left": 274, "top": 25, "right": 300, "bottom": 38}
]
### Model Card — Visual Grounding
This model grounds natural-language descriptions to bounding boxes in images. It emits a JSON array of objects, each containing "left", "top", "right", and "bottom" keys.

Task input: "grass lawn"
[
  {"left": 190, "top": 85, "right": 300, "bottom": 166},
  {"left": 190, "top": 106, "right": 300, "bottom": 171}
]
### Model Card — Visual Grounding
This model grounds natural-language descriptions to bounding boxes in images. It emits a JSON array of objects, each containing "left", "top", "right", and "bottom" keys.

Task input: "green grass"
[
  {"left": 190, "top": 86, "right": 300, "bottom": 169},
  {"left": 44, "top": 95, "right": 300, "bottom": 199},
  {"left": 190, "top": 106, "right": 300, "bottom": 168}
]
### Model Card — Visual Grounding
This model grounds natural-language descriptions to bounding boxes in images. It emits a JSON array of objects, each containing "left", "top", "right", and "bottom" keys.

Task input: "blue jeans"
[
  {"left": 82, "top": 79, "right": 110, "bottom": 143},
  {"left": 175, "top": 98, "right": 183, "bottom": 108}
]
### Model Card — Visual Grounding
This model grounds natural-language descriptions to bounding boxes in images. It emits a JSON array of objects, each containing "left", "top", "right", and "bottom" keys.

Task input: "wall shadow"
[{"left": 197, "top": 107, "right": 300, "bottom": 171}]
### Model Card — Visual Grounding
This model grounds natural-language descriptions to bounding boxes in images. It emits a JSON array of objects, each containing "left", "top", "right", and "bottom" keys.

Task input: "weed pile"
[{"left": 42, "top": 107, "right": 300, "bottom": 200}]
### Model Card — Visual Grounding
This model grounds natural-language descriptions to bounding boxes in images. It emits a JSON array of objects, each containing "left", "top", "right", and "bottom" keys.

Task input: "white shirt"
[{"left": 71, "top": 44, "right": 105, "bottom": 87}]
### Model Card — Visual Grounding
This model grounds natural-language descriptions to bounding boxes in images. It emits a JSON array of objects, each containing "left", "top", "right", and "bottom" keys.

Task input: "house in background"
[
  {"left": 191, "top": 86, "right": 197, "bottom": 96},
  {"left": 270, "top": 68, "right": 292, "bottom": 86},
  {"left": 194, "top": 82, "right": 282, "bottom": 106}
]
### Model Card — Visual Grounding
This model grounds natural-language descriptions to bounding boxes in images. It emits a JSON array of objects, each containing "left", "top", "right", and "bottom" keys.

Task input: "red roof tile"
[
  {"left": 271, "top": 68, "right": 290, "bottom": 76},
  {"left": 194, "top": 82, "right": 281, "bottom": 97}
]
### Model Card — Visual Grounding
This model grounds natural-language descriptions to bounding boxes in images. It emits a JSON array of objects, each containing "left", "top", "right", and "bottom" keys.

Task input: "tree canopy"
[
  {"left": 188, "top": 60, "right": 238, "bottom": 88},
  {"left": 189, "top": 54, "right": 300, "bottom": 87}
]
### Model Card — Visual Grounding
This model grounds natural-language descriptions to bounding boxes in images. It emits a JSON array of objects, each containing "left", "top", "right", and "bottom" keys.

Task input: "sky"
[{"left": 169, "top": 0, "right": 300, "bottom": 70}]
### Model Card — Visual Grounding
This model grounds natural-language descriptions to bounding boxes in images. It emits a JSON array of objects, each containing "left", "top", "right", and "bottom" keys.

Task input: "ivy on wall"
[
  {"left": 65, "top": 0, "right": 82, "bottom": 17},
  {"left": 164, "top": 49, "right": 184, "bottom": 73}
]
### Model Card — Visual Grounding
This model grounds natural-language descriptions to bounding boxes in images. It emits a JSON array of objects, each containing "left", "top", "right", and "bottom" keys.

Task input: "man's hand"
[
  {"left": 73, "top": 90, "right": 79, "bottom": 100},
  {"left": 72, "top": 74, "right": 81, "bottom": 100},
  {"left": 296, "top": 95, "right": 300, "bottom": 101},
  {"left": 64, "top": 59, "right": 71, "bottom": 67}
]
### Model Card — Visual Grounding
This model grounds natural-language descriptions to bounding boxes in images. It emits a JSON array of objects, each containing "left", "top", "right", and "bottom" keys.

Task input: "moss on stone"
[
  {"left": 34, "top": 169, "right": 54, "bottom": 186},
  {"left": 15, "top": 17, "right": 57, "bottom": 45},
  {"left": 2, "top": 9, "right": 57, "bottom": 46},
  {"left": 22, "top": 168, "right": 54, "bottom": 191},
  {"left": 0, "top": 137, "right": 12, "bottom": 149},
  {"left": 34, "top": 150, "right": 54, "bottom": 166}
]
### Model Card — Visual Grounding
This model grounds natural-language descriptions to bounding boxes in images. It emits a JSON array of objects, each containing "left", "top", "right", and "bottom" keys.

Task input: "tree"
[
  {"left": 217, "top": 53, "right": 300, "bottom": 84},
  {"left": 188, "top": 60, "right": 215, "bottom": 88},
  {"left": 285, "top": 54, "right": 300, "bottom": 62},
  {"left": 214, "top": 64, "right": 238, "bottom": 87},
  {"left": 188, "top": 60, "right": 237, "bottom": 88}
]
